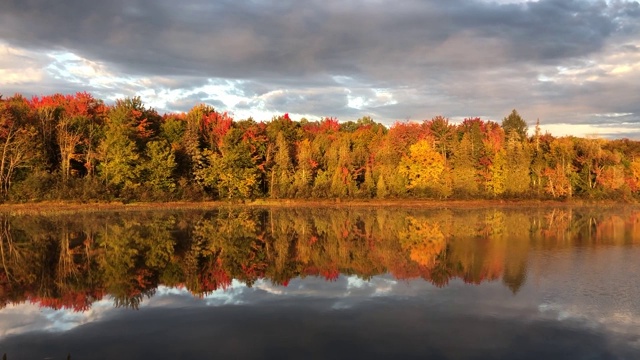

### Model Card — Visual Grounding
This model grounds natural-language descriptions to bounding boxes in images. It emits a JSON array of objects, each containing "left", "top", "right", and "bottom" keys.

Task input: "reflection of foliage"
[
  {"left": 428, "top": 245, "right": 461, "bottom": 288},
  {"left": 1, "top": 207, "right": 639, "bottom": 311},
  {"left": 399, "top": 217, "right": 446, "bottom": 269},
  {"left": 97, "top": 217, "right": 174, "bottom": 309}
]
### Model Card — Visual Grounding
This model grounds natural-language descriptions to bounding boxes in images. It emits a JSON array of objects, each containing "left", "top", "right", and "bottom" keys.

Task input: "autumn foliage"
[{"left": 1, "top": 92, "right": 639, "bottom": 202}]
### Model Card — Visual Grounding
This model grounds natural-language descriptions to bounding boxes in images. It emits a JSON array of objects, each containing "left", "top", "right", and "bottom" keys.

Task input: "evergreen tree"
[
  {"left": 502, "top": 109, "right": 528, "bottom": 140},
  {"left": 271, "top": 132, "right": 293, "bottom": 198},
  {"left": 292, "top": 139, "right": 315, "bottom": 197},
  {"left": 376, "top": 174, "right": 389, "bottom": 198},
  {"left": 530, "top": 119, "right": 546, "bottom": 196},
  {"left": 97, "top": 99, "right": 149, "bottom": 191},
  {"left": 504, "top": 130, "right": 531, "bottom": 196}
]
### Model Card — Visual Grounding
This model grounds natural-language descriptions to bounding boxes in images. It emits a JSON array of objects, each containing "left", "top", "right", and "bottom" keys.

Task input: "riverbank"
[{"left": 0, "top": 198, "right": 634, "bottom": 215}]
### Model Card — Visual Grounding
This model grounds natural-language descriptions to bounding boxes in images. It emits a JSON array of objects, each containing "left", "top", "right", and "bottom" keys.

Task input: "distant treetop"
[{"left": 502, "top": 109, "right": 528, "bottom": 140}]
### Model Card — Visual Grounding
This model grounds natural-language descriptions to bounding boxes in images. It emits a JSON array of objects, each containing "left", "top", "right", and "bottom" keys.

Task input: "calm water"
[{"left": 0, "top": 207, "right": 639, "bottom": 359}]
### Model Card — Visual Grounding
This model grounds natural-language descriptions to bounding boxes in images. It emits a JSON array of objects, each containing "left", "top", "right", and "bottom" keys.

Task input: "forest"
[{"left": 2, "top": 92, "right": 640, "bottom": 202}]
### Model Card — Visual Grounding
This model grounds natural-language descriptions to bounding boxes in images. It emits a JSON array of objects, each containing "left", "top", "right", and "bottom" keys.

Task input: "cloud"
[
  {"left": 0, "top": 0, "right": 622, "bottom": 75},
  {"left": 1, "top": 0, "right": 640, "bottom": 134},
  {"left": 163, "top": 91, "right": 226, "bottom": 113},
  {"left": 0, "top": 42, "right": 46, "bottom": 86}
]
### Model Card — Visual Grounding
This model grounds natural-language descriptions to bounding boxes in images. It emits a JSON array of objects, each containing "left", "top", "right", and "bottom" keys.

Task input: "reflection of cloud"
[
  {"left": 538, "top": 301, "right": 640, "bottom": 349},
  {"left": 0, "top": 298, "right": 114, "bottom": 337},
  {"left": 529, "top": 246, "right": 640, "bottom": 344},
  {"left": 1, "top": 251, "right": 639, "bottom": 353},
  {"left": 2, "top": 274, "right": 638, "bottom": 359},
  {"left": 203, "top": 280, "right": 248, "bottom": 306},
  {"left": 0, "top": 303, "right": 46, "bottom": 337},
  {"left": 0, "top": 275, "right": 416, "bottom": 338}
]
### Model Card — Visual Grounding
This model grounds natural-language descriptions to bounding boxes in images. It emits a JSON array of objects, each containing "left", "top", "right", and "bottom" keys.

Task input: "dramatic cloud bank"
[{"left": 1, "top": 0, "right": 639, "bottom": 137}]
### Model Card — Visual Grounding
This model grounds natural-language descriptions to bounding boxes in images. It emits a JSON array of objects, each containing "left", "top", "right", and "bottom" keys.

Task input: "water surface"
[{"left": 0, "top": 207, "right": 638, "bottom": 359}]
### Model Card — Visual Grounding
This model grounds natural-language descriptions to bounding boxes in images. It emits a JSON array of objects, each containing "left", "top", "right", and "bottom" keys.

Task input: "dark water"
[{"left": 0, "top": 207, "right": 638, "bottom": 359}]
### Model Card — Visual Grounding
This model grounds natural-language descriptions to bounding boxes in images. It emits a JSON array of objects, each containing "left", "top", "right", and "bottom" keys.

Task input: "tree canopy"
[{"left": 1, "top": 92, "right": 639, "bottom": 202}]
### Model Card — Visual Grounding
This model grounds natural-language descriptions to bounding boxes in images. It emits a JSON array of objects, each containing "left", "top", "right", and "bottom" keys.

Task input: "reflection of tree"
[
  {"left": 428, "top": 246, "right": 460, "bottom": 288},
  {"left": 399, "top": 217, "right": 446, "bottom": 269},
  {"left": 99, "top": 221, "right": 151, "bottom": 309},
  {"left": 213, "top": 210, "right": 267, "bottom": 285},
  {"left": 1, "top": 207, "right": 639, "bottom": 311},
  {"left": 0, "top": 216, "right": 28, "bottom": 307}
]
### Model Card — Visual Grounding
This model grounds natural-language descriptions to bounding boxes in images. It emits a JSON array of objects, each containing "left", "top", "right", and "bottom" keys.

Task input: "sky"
[{"left": 1, "top": 0, "right": 639, "bottom": 138}]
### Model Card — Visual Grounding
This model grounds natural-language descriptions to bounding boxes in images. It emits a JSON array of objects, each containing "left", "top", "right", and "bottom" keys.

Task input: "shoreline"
[{"left": 0, "top": 198, "right": 635, "bottom": 215}]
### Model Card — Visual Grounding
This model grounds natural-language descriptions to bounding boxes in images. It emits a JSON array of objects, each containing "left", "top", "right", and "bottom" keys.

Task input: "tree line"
[{"left": 2, "top": 92, "right": 640, "bottom": 202}]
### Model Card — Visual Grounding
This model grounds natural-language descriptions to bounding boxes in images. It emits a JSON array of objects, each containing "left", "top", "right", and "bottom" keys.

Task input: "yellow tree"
[
  {"left": 545, "top": 137, "right": 575, "bottom": 198},
  {"left": 292, "top": 138, "right": 316, "bottom": 197},
  {"left": 595, "top": 150, "right": 625, "bottom": 194},
  {"left": 575, "top": 137, "right": 605, "bottom": 193},
  {"left": 399, "top": 216, "right": 446, "bottom": 269},
  {"left": 486, "top": 149, "right": 507, "bottom": 196},
  {"left": 398, "top": 139, "right": 450, "bottom": 198},
  {"left": 628, "top": 158, "right": 640, "bottom": 192},
  {"left": 451, "top": 133, "right": 478, "bottom": 197}
]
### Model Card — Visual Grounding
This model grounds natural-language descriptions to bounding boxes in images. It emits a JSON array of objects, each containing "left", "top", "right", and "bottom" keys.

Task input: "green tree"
[
  {"left": 194, "top": 127, "right": 260, "bottom": 199},
  {"left": 575, "top": 137, "right": 606, "bottom": 195},
  {"left": 139, "top": 140, "right": 176, "bottom": 194},
  {"left": 502, "top": 109, "right": 528, "bottom": 140},
  {"left": 160, "top": 115, "right": 186, "bottom": 145},
  {"left": 504, "top": 130, "right": 531, "bottom": 196},
  {"left": 97, "top": 100, "right": 145, "bottom": 191},
  {"left": 425, "top": 116, "right": 455, "bottom": 164},
  {"left": 270, "top": 132, "right": 293, "bottom": 198}
]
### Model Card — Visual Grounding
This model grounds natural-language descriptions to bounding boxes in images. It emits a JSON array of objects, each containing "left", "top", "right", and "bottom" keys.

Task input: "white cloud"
[
  {"left": 0, "top": 298, "right": 114, "bottom": 337},
  {"left": 0, "top": 41, "right": 46, "bottom": 86},
  {"left": 539, "top": 123, "right": 639, "bottom": 138}
]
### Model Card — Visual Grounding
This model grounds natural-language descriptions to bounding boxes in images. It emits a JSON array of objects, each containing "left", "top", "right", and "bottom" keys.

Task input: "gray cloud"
[
  {"left": 0, "top": 0, "right": 626, "bottom": 77},
  {"left": 164, "top": 91, "right": 226, "bottom": 113},
  {"left": 1, "top": 0, "right": 640, "bottom": 133}
]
